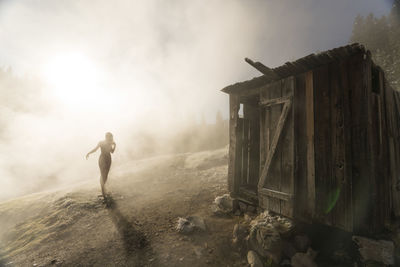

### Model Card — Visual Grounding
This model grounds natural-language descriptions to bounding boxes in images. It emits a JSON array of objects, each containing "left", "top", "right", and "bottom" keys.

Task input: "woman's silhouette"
[{"left": 86, "top": 132, "right": 116, "bottom": 197}]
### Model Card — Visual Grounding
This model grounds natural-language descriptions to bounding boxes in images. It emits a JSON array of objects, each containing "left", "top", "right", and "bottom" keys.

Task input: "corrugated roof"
[{"left": 222, "top": 43, "right": 366, "bottom": 94}]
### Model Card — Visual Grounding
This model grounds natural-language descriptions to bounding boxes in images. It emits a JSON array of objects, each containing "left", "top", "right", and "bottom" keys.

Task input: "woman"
[{"left": 86, "top": 132, "right": 116, "bottom": 197}]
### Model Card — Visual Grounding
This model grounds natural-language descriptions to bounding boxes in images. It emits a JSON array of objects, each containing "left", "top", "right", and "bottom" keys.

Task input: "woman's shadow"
[{"left": 104, "top": 195, "right": 147, "bottom": 254}]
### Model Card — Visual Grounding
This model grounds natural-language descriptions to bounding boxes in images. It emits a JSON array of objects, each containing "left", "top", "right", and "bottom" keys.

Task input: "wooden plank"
[
  {"left": 314, "top": 64, "right": 332, "bottom": 225},
  {"left": 260, "top": 107, "right": 266, "bottom": 175},
  {"left": 245, "top": 58, "right": 281, "bottom": 80},
  {"left": 259, "top": 95, "right": 292, "bottom": 107},
  {"left": 330, "top": 61, "right": 346, "bottom": 229},
  {"left": 228, "top": 95, "right": 240, "bottom": 195},
  {"left": 259, "top": 188, "right": 293, "bottom": 202},
  {"left": 305, "top": 71, "right": 315, "bottom": 217},
  {"left": 378, "top": 69, "right": 391, "bottom": 224},
  {"left": 341, "top": 59, "right": 354, "bottom": 232},
  {"left": 268, "top": 80, "right": 283, "bottom": 214},
  {"left": 364, "top": 55, "right": 381, "bottom": 232},
  {"left": 247, "top": 105, "right": 260, "bottom": 187},
  {"left": 349, "top": 53, "right": 370, "bottom": 233},
  {"left": 295, "top": 74, "right": 308, "bottom": 220},
  {"left": 241, "top": 118, "right": 249, "bottom": 186},
  {"left": 280, "top": 76, "right": 295, "bottom": 217},
  {"left": 235, "top": 118, "right": 244, "bottom": 195}
]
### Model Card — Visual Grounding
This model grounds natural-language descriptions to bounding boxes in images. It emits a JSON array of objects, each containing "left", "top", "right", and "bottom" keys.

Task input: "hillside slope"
[{"left": 0, "top": 147, "right": 244, "bottom": 267}]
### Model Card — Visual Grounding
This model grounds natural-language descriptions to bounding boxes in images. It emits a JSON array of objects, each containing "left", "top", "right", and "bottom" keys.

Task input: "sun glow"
[{"left": 42, "top": 52, "right": 107, "bottom": 109}]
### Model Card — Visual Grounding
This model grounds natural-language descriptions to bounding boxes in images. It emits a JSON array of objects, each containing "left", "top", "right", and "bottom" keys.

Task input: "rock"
[
  {"left": 280, "top": 259, "right": 291, "bottom": 266},
  {"left": 244, "top": 213, "right": 253, "bottom": 223},
  {"left": 211, "top": 194, "right": 233, "bottom": 215},
  {"left": 247, "top": 250, "right": 263, "bottom": 267},
  {"left": 193, "top": 246, "right": 203, "bottom": 258},
  {"left": 239, "top": 201, "right": 248, "bottom": 212},
  {"left": 331, "top": 248, "right": 352, "bottom": 263},
  {"left": 248, "top": 222, "right": 283, "bottom": 263},
  {"left": 234, "top": 209, "right": 242, "bottom": 216},
  {"left": 294, "top": 234, "right": 311, "bottom": 252},
  {"left": 291, "top": 248, "right": 318, "bottom": 267},
  {"left": 233, "top": 223, "right": 249, "bottom": 247},
  {"left": 176, "top": 216, "right": 206, "bottom": 234},
  {"left": 352, "top": 235, "right": 395, "bottom": 266}
]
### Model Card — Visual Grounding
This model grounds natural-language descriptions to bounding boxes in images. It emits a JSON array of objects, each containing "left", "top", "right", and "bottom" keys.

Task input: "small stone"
[
  {"left": 247, "top": 250, "right": 263, "bottom": 267},
  {"left": 291, "top": 248, "right": 318, "bottom": 267},
  {"left": 234, "top": 209, "right": 241, "bottom": 216},
  {"left": 280, "top": 259, "right": 291, "bottom": 266},
  {"left": 244, "top": 213, "right": 252, "bottom": 222},
  {"left": 232, "top": 223, "right": 249, "bottom": 247},
  {"left": 239, "top": 201, "right": 248, "bottom": 212}
]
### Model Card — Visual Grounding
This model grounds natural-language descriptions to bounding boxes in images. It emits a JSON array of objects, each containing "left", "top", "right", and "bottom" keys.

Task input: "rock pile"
[
  {"left": 231, "top": 207, "right": 398, "bottom": 266},
  {"left": 231, "top": 209, "right": 315, "bottom": 266}
]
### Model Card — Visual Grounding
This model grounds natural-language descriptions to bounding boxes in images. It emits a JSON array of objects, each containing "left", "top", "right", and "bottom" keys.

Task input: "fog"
[{"left": 0, "top": 0, "right": 393, "bottom": 201}]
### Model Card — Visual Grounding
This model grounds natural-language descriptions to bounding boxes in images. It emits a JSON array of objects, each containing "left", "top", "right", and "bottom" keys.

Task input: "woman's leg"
[
  {"left": 99, "top": 155, "right": 111, "bottom": 198},
  {"left": 100, "top": 175, "right": 106, "bottom": 197}
]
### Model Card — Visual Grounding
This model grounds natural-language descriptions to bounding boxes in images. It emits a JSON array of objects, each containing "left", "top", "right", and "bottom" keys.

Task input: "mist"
[{"left": 0, "top": 0, "right": 393, "bottom": 201}]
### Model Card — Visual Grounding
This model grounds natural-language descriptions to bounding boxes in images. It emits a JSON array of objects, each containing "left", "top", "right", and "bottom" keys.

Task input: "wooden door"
[{"left": 258, "top": 76, "right": 295, "bottom": 217}]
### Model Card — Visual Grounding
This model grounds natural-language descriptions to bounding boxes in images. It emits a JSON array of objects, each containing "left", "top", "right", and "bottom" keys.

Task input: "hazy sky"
[
  {"left": 0, "top": 0, "right": 394, "bottom": 200},
  {"left": 0, "top": 0, "right": 394, "bottom": 120}
]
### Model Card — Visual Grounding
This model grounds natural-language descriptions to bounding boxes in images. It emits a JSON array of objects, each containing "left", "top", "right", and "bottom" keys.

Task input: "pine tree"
[{"left": 350, "top": 2, "right": 400, "bottom": 90}]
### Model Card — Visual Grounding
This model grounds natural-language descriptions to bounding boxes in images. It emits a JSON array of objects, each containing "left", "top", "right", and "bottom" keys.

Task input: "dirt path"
[{"left": 0, "top": 148, "right": 245, "bottom": 266}]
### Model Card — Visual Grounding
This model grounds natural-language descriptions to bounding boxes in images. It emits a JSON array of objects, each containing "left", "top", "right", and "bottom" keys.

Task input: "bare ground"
[{"left": 0, "top": 148, "right": 247, "bottom": 267}]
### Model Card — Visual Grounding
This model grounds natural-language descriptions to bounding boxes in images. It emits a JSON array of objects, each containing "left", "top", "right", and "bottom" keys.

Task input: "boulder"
[
  {"left": 352, "top": 235, "right": 395, "bottom": 266},
  {"left": 211, "top": 194, "right": 233, "bottom": 215},
  {"left": 247, "top": 250, "right": 263, "bottom": 267},
  {"left": 176, "top": 216, "right": 206, "bottom": 234},
  {"left": 291, "top": 248, "right": 318, "bottom": 267},
  {"left": 232, "top": 223, "right": 249, "bottom": 248},
  {"left": 248, "top": 222, "right": 283, "bottom": 263}
]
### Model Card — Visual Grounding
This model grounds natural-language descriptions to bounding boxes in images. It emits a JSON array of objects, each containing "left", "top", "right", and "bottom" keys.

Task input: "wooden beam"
[
  {"left": 259, "top": 188, "right": 294, "bottom": 202},
  {"left": 305, "top": 71, "right": 315, "bottom": 216},
  {"left": 259, "top": 95, "right": 292, "bottom": 107},
  {"left": 245, "top": 58, "right": 281, "bottom": 80},
  {"left": 228, "top": 95, "right": 240, "bottom": 195}
]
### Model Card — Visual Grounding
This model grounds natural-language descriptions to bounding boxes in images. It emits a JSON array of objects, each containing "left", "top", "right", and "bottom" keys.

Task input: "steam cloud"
[{"left": 0, "top": 0, "right": 392, "bottom": 200}]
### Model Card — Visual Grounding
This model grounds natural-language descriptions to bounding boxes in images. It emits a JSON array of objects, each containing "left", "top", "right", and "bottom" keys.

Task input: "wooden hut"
[{"left": 222, "top": 43, "right": 400, "bottom": 234}]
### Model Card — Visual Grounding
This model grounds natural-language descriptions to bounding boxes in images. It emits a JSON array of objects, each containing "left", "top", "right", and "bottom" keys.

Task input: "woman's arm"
[
  {"left": 111, "top": 142, "right": 116, "bottom": 153},
  {"left": 86, "top": 142, "right": 100, "bottom": 159}
]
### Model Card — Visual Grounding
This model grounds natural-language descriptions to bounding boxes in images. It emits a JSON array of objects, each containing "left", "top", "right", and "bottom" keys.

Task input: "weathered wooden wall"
[{"left": 227, "top": 50, "right": 400, "bottom": 234}]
